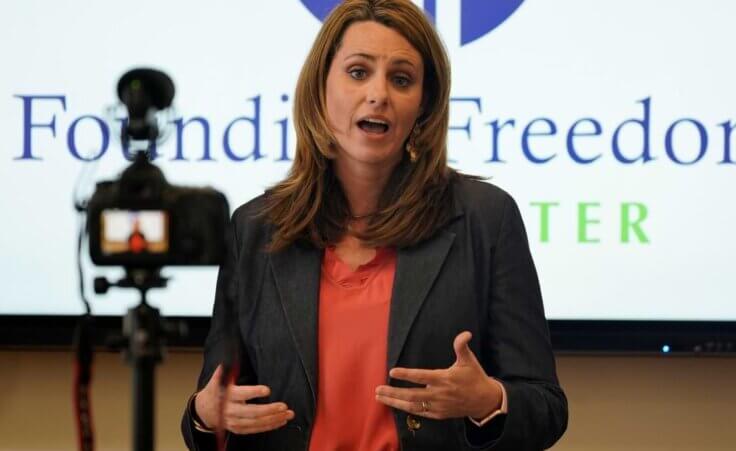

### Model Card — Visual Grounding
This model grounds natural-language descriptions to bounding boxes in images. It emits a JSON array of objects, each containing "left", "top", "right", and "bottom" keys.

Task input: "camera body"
[{"left": 87, "top": 151, "right": 229, "bottom": 267}]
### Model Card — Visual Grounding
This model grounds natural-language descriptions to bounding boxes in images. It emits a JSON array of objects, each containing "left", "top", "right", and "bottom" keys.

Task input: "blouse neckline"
[{"left": 322, "top": 246, "right": 396, "bottom": 289}]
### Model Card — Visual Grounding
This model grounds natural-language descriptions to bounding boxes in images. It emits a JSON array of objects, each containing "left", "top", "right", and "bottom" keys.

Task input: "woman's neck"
[{"left": 334, "top": 158, "right": 396, "bottom": 217}]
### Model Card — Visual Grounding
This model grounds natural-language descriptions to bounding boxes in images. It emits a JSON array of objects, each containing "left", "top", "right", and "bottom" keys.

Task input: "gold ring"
[{"left": 421, "top": 401, "right": 431, "bottom": 412}]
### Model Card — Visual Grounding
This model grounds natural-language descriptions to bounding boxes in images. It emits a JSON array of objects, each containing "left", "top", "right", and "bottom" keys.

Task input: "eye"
[
  {"left": 393, "top": 75, "right": 412, "bottom": 88},
  {"left": 349, "top": 68, "right": 367, "bottom": 80}
]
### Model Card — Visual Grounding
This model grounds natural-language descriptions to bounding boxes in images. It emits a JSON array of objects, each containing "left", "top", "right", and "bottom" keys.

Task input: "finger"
[
  {"left": 227, "top": 384, "right": 272, "bottom": 402},
  {"left": 453, "top": 331, "right": 476, "bottom": 366},
  {"left": 389, "top": 367, "right": 445, "bottom": 385},
  {"left": 207, "top": 364, "right": 224, "bottom": 389},
  {"left": 226, "top": 401, "right": 289, "bottom": 420},
  {"left": 374, "top": 385, "right": 431, "bottom": 403},
  {"left": 226, "top": 409, "right": 294, "bottom": 435},
  {"left": 375, "top": 394, "right": 440, "bottom": 420},
  {"left": 226, "top": 407, "right": 293, "bottom": 424}
]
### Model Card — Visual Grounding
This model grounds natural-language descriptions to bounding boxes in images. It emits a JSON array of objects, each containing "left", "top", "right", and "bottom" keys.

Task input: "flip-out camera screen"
[{"left": 100, "top": 210, "right": 169, "bottom": 255}]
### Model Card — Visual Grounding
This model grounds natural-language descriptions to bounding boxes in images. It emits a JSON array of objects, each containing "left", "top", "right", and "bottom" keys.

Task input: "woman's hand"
[
  {"left": 194, "top": 365, "right": 295, "bottom": 434},
  {"left": 375, "top": 331, "right": 503, "bottom": 420}
]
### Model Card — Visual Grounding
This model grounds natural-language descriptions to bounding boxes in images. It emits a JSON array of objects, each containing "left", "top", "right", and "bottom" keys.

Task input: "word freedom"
[{"left": 12, "top": 94, "right": 736, "bottom": 165}]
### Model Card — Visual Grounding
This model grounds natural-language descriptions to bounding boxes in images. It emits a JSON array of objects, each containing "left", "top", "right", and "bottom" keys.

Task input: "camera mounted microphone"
[{"left": 117, "top": 68, "right": 175, "bottom": 144}]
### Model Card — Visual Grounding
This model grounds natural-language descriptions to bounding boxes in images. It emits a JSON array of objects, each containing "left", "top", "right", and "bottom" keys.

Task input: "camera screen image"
[{"left": 100, "top": 210, "right": 169, "bottom": 255}]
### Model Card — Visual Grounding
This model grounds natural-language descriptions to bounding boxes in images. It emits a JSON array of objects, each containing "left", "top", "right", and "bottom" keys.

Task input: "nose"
[{"left": 366, "top": 76, "right": 388, "bottom": 106}]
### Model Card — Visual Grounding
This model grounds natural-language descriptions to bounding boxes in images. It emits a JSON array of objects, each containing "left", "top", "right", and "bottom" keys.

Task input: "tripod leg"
[{"left": 133, "top": 358, "right": 155, "bottom": 451}]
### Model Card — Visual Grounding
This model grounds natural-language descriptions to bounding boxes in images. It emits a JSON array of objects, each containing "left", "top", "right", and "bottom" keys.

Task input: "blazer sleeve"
[
  {"left": 464, "top": 192, "right": 568, "bottom": 451},
  {"left": 181, "top": 215, "right": 258, "bottom": 451}
]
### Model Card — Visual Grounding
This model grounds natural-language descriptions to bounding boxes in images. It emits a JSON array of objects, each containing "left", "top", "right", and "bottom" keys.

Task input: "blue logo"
[{"left": 300, "top": 0, "right": 525, "bottom": 46}]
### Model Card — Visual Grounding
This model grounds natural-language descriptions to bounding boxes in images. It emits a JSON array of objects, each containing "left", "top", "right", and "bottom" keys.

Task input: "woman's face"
[{"left": 325, "top": 21, "right": 424, "bottom": 170}]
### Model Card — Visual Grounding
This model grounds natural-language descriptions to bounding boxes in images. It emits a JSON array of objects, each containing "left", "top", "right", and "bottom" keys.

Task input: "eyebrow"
[{"left": 344, "top": 52, "right": 418, "bottom": 69}]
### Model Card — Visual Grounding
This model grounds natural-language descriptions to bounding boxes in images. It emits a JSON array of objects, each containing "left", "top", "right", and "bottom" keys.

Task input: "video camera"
[
  {"left": 86, "top": 68, "right": 229, "bottom": 268},
  {"left": 73, "top": 68, "right": 232, "bottom": 451}
]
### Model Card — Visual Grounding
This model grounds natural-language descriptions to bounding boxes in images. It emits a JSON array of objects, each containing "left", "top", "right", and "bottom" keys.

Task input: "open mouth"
[{"left": 358, "top": 119, "right": 390, "bottom": 134}]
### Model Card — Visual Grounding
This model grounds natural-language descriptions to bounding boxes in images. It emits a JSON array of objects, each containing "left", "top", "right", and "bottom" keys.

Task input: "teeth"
[{"left": 364, "top": 118, "right": 388, "bottom": 125}]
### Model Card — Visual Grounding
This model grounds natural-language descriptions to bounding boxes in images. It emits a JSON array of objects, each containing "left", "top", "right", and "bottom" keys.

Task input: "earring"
[{"left": 406, "top": 125, "right": 420, "bottom": 162}]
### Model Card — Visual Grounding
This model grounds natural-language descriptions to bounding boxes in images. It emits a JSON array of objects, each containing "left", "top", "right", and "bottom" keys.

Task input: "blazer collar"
[
  {"left": 269, "top": 192, "right": 465, "bottom": 404},
  {"left": 269, "top": 243, "right": 322, "bottom": 406},
  {"left": 386, "top": 228, "right": 456, "bottom": 370},
  {"left": 387, "top": 181, "right": 465, "bottom": 368}
]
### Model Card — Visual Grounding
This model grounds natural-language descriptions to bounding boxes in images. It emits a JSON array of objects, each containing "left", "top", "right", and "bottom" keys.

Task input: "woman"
[{"left": 183, "top": 1, "right": 567, "bottom": 450}]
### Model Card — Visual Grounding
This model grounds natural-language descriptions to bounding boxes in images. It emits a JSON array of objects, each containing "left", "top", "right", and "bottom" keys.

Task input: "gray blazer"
[{"left": 182, "top": 176, "right": 568, "bottom": 450}]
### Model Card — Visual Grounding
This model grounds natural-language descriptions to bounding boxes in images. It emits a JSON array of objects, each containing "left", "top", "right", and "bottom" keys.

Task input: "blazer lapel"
[
  {"left": 269, "top": 243, "right": 322, "bottom": 406},
  {"left": 387, "top": 228, "right": 456, "bottom": 370}
]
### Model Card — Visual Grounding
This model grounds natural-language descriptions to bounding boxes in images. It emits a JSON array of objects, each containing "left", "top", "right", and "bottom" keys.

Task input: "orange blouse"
[{"left": 308, "top": 246, "right": 400, "bottom": 451}]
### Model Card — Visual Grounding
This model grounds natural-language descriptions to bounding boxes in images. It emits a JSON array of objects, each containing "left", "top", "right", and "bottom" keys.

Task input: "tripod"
[{"left": 96, "top": 268, "right": 181, "bottom": 451}]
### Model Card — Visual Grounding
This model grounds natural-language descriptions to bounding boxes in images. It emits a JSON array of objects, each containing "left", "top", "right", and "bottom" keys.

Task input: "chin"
[{"left": 345, "top": 148, "right": 402, "bottom": 166}]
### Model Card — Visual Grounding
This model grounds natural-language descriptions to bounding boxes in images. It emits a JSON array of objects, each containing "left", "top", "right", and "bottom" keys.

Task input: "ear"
[
  {"left": 417, "top": 98, "right": 429, "bottom": 125},
  {"left": 413, "top": 111, "right": 424, "bottom": 130}
]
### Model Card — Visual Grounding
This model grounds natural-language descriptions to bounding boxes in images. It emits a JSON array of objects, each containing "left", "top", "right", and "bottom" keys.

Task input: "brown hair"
[{"left": 263, "top": 0, "right": 455, "bottom": 251}]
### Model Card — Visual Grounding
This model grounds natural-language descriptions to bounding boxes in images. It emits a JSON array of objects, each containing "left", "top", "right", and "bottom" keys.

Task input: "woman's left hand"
[{"left": 375, "top": 331, "right": 503, "bottom": 420}]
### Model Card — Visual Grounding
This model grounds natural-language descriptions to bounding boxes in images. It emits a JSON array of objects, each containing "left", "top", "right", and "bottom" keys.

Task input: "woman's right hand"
[{"left": 194, "top": 365, "right": 295, "bottom": 434}]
